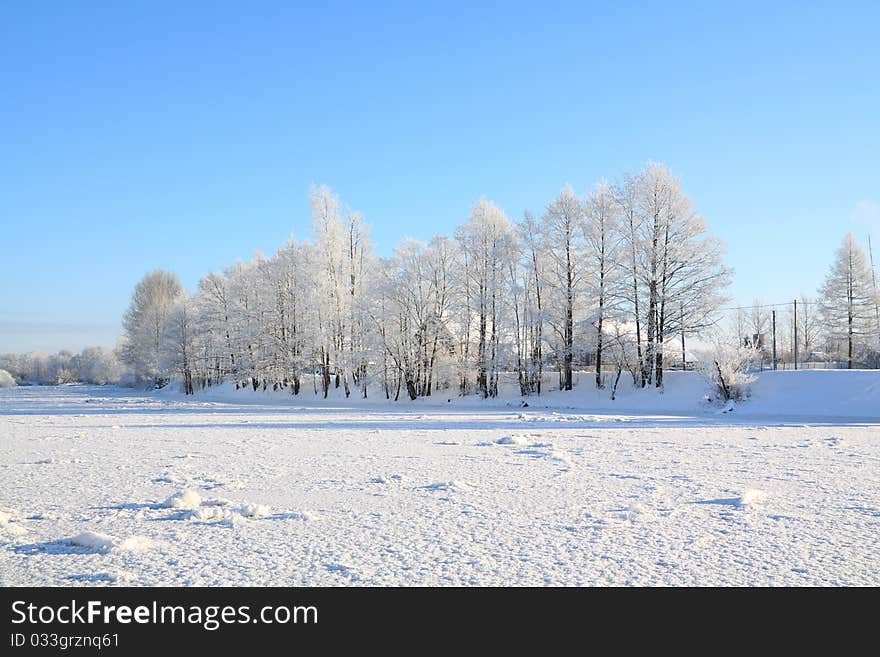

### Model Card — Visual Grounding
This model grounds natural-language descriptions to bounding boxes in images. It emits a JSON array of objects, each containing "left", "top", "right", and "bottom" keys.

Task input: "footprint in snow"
[
  {"left": 422, "top": 480, "right": 476, "bottom": 493},
  {"left": 371, "top": 474, "right": 404, "bottom": 484},
  {"left": 324, "top": 562, "right": 362, "bottom": 581}
]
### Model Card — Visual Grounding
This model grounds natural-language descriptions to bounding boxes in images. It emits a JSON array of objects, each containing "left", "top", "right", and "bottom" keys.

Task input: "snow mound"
[
  {"left": 739, "top": 489, "right": 768, "bottom": 506},
  {"left": 188, "top": 507, "right": 234, "bottom": 521},
  {"left": 162, "top": 489, "right": 202, "bottom": 509},
  {"left": 238, "top": 503, "right": 271, "bottom": 518},
  {"left": 0, "top": 369, "right": 16, "bottom": 388},
  {"left": 117, "top": 536, "right": 161, "bottom": 552},
  {"left": 69, "top": 531, "right": 115, "bottom": 552},
  {"left": 495, "top": 436, "right": 528, "bottom": 445},
  {"left": 67, "top": 532, "right": 161, "bottom": 553}
]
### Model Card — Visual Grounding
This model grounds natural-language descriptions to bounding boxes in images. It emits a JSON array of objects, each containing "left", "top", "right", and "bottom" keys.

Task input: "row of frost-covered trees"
[{"left": 119, "top": 163, "right": 734, "bottom": 397}]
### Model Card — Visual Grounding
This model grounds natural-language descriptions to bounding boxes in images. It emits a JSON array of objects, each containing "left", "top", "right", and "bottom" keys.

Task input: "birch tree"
[
  {"left": 584, "top": 181, "right": 623, "bottom": 389},
  {"left": 541, "top": 186, "right": 585, "bottom": 391}
]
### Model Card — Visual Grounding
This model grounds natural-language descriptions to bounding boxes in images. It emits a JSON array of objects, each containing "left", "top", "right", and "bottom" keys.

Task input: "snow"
[
  {"left": 68, "top": 531, "right": 115, "bottom": 552},
  {"left": 739, "top": 489, "right": 768, "bottom": 506},
  {"left": 238, "top": 503, "right": 271, "bottom": 518},
  {"left": 1, "top": 374, "right": 878, "bottom": 586},
  {"left": 0, "top": 369, "right": 15, "bottom": 388},
  {"left": 117, "top": 536, "right": 161, "bottom": 552},
  {"left": 0, "top": 507, "right": 28, "bottom": 537},
  {"left": 162, "top": 489, "right": 202, "bottom": 509}
]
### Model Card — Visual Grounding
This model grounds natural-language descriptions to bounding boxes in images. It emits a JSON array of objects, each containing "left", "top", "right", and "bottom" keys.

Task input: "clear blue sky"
[{"left": 1, "top": 1, "right": 878, "bottom": 352}]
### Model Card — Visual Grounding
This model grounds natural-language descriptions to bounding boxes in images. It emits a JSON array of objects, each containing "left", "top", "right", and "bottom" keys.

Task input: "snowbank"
[
  {"left": 745, "top": 370, "right": 880, "bottom": 419},
  {"left": 155, "top": 369, "right": 880, "bottom": 421}
]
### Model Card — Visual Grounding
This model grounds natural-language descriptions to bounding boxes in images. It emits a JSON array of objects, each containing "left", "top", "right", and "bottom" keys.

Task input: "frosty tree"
[
  {"left": 583, "top": 181, "right": 623, "bottom": 389},
  {"left": 162, "top": 294, "right": 198, "bottom": 395},
  {"left": 541, "top": 185, "right": 585, "bottom": 391},
  {"left": 456, "top": 198, "right": 517, "bottom": 398},
  {"left": 119, "top": 269, "right": 184, "bottom": 386},
  {"left": 819, "top": 233, "right": 879, "bottom": 368}
]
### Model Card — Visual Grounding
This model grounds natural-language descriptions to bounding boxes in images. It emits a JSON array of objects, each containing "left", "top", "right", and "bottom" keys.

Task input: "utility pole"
[
  {"left": 772, "top": 309, "right": 777, "bottom": 370},
  {"left": 793, "top": 299, "right": 798, "bottom": 370},
  {"left": 680, "top": 301, "right": 686, "bottom": 371}
]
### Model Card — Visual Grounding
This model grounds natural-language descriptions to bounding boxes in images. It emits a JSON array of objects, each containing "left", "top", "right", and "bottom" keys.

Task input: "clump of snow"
[
  {"left": 739, "top": 489, "right": 768, "bottom": 506},
  {"left": 0, "top": 369, "right": 16, "bottom": 388},
  {"left": 69, "top": 531, "right": 115, "bottom": 552},
  {"left": 189, "top": 503, "right": 270, "bottom": 521},
  {"left": 188, "top": 507, "right": 234, "bottom": 521},
  {"left": 162, "top": 489, "right": 202, "bottom": 509},
  {"left": 495, "top": 436, "right": 527, "bottom": 445},
  {"left": 67, "top": 532, "right": 160, "bottom": 552},
  {"left": 238, "top": 503, "right": 271, "bottom": 518},
  {"left": 117, "top": 536, "right": 161, "bottom": 551}
]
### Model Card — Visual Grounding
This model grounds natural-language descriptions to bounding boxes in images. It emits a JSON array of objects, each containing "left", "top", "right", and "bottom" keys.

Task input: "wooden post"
[
  {"left": 772, "top": 309, "right": 777, "bottom": 370},
  {"left": 793, "top": 299, "right": 798, "bottom": 370}
]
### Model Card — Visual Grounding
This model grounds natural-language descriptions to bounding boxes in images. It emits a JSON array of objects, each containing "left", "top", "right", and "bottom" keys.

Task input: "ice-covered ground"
[{"left": 1, "top": 373, "right": 878, "bottom": 586}]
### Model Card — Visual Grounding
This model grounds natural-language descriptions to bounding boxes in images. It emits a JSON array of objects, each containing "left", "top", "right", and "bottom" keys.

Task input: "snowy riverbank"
[{"left": 149, "top": 369, "right": 880, "bottom": 423}]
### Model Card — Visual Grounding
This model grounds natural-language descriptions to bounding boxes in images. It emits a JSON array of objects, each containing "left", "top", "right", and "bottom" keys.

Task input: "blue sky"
[{"left": 1, "top": 1, "right": 878, "bottom": 352}]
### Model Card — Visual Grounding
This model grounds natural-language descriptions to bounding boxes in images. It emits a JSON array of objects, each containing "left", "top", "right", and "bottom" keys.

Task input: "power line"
[{"left": 720, "top": 300, "right": 819, "bottom": 311}]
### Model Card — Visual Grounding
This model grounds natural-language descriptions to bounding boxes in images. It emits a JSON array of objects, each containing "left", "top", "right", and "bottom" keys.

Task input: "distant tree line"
[{"left": 0, "top": 347, "right": 121, "bottom": 385}]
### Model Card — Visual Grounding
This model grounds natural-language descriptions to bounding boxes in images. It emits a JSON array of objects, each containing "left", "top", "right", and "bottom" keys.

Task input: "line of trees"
[
  {"left": 119, "top": 163, "right": 732, "bottom": 397},
  {"left": 0, "top": 347, "right": 121, "bottom": 385}
]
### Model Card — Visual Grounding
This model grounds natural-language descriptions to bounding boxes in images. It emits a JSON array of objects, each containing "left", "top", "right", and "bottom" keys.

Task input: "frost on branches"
[
  {"left": 695, "top": 339, "right": 760, "bottom": 402},
  {"left": 112, "top": 164, "right": 734, "bottom": 397}
]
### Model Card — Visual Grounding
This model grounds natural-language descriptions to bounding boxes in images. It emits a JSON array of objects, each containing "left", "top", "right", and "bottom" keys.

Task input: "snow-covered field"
[{"left": 1, "top": 372, "right": 879, "bottom": 586}]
